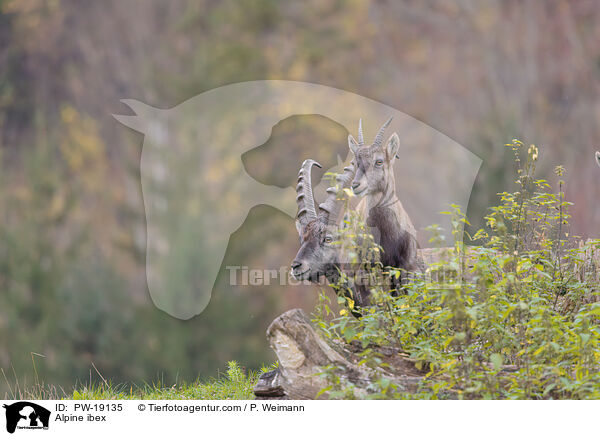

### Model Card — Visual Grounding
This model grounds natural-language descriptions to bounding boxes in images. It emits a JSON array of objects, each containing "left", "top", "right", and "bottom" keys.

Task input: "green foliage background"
[{"left": 314, "top": 144, "right": 600, "bottom": 399}]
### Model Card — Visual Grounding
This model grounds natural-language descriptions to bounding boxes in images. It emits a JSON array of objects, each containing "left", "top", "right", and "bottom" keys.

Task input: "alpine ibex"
[
  {"left": 349, "top": 118, "right": 421, "bottom": 286},
  {"left": 290, "top": 159, "right": 370, "bottom": 312}
]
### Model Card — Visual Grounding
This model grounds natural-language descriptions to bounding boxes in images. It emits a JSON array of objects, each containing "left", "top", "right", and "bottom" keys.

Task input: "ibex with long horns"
[
  {"left": 349, "top": 118, "right": 421, "bottom": 288},
  {"left": 290, "top": 159, "right": 370, "bottom": 313}
]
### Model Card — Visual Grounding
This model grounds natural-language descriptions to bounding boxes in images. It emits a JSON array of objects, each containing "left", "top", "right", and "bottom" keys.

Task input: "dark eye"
[
  {"left": 324, "top": 236, "right": 333, "bottom": 244},
  {"left": 375, "top": 159, "right": 384, "bottom": 167}
]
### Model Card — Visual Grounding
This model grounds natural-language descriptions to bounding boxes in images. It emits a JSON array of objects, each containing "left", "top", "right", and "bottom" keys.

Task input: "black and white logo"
[{"left": 2, "top": 402, "right": 50, "bottom": 434}]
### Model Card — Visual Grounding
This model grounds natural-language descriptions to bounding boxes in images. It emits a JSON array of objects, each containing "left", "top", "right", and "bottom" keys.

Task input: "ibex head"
[
  {"left": 596, "top": 151, "right": 600, "bottom": 168},
  {"left": 348, "top": 118, "right": 399, "bottom": 196},
  {"left": 291, "top": 159, "right": 355, "bottom": 282}
]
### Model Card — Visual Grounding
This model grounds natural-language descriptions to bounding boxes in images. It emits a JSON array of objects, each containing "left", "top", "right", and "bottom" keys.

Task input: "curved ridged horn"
[
  {"left": 358, "top": 118, "right": 364, "bottom": 146},
  {"left": 372, "top": 117, "right": 393, "bottom": 149},
  {"left": 296, "top": 159, "right": 321, "bottom": 231},
  {"left": 318, "top": 164, "right": 356, "bottom": 226}
]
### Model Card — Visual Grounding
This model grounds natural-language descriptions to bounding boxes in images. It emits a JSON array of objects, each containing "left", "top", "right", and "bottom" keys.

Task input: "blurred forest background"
[{"left": 1, "top": 0, "right": 600, "bottom": 395}]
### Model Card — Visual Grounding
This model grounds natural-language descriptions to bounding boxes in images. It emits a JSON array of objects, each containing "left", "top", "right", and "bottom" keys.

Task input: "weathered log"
[{"left": 254, "top": 309, "right": 427, "bottom": 400}]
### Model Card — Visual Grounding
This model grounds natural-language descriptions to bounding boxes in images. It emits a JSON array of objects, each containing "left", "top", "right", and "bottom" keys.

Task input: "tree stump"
[{"left": 254, "top": 308, "right": 427, "bottom": 399}]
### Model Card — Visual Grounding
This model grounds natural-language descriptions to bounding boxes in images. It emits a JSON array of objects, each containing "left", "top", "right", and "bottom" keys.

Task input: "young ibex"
[
  {"left": 290, "top": 159, "right": 370, "bottom": 312},
  {"left": 349, "top": 118, "right": 421, "bottom": 286}
]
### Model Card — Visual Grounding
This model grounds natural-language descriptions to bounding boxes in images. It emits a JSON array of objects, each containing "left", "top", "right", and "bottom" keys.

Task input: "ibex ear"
[
  {"left": 386, "top": 133, "right": 400, "bottom": 160},
  {"left": 596, "top": 151, "right": 600, "bottom": 168},
  {"left": 348, "top": 135, "right": 360, "bottom": 155}
]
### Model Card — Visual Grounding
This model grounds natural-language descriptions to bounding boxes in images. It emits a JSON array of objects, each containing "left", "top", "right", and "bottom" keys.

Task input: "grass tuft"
[{"left": 3, "top": 361, "right": 273, "bottom": 400}]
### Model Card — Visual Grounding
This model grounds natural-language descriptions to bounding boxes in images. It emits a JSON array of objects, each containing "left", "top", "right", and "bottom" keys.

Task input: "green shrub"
[{"left": 313, "top": 140, "right": 600, "bottom": 399}]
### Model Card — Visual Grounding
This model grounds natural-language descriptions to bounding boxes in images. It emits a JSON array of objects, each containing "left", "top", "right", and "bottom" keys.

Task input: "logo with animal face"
[
  {"left": 114, "top": 80, "right": 481, "bottom": 319},
  {"left": 2, "top": 402, "right": 50, "bottom": 434}
]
